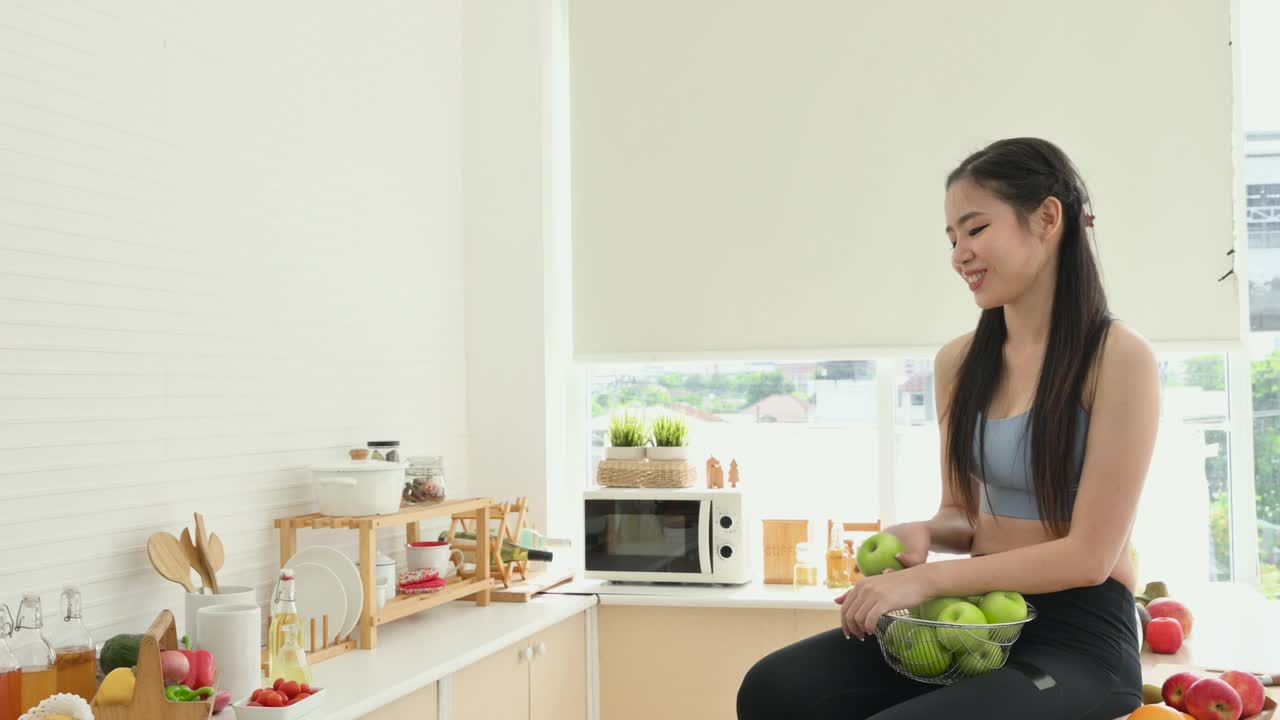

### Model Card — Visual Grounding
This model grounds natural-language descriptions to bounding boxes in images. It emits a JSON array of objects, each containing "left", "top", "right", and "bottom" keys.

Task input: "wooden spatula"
[
  {"left": 206, "top": 533, "right": 225, "bottom": 591},
  {"left": 194, "top": 513, "right": 219, "bottom": 594},
  {"left": 180, "top": 528, "right": 212, "bottom": 592},
  {"left": 147, "top": 532, "right": 195, "bottom": 593}
]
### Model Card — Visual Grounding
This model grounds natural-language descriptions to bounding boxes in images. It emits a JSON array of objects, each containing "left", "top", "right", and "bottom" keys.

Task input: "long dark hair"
[{"left": 944, "top": 138, "right": 1112, "bottom": 537}]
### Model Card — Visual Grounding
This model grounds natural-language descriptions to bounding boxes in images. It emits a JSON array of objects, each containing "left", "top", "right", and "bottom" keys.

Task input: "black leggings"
[{"left": 738, "top": 578, "right": 1142, "bottom": 720}]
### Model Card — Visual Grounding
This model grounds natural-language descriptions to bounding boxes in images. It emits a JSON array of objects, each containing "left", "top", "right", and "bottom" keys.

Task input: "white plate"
[
  {"left": 285, "top": 546, "right": 363, "bottom": 642},
  {"left": 291, "top": 562, "right": 346, "bottom": 649}
]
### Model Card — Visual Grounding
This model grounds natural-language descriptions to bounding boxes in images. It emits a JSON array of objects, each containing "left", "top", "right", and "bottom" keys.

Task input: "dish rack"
[{"left": 274, "top": 496, "right": 495, "bottom": 656}]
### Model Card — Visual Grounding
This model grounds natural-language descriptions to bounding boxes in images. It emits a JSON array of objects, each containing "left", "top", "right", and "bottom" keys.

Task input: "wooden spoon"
[
  {"left": 147, "top": 532, "right": 195, "bottom": 593},
  {"left": 194, "top": 513, "right": 219, "bottom": 594},
  {"left": 180, "top": 528, "right": 212, "bottom": 592}
]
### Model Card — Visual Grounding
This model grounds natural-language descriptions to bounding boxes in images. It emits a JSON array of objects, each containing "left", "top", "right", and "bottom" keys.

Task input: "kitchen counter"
[
  {"left": 309, "top": 593, "right": 597, "bottom": 720},
  {"left": 546, "top": 577, "right": 845, "bottom": 610}
]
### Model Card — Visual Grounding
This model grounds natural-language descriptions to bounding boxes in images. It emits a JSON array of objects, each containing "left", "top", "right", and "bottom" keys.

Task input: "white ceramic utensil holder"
[
  {"left": 184, "top": 585, "right": 256, "bottom": 647},
  {"left": 196, "top": 603, "right": 262, "bottom": 703}
]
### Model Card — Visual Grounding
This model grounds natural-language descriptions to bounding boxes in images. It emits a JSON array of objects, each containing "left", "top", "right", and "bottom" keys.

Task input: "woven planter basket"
[{"left": 596, "top": 459, "right": 696, "bottom": 488}]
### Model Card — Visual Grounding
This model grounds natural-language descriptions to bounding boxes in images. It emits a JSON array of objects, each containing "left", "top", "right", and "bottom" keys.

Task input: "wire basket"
[{"left": 873, "top": 603, "right": 1037, "bottom": 685}]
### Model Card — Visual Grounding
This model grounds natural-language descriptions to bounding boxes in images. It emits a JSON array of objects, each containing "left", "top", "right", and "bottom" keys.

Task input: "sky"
[{"left": 1243, "top": 0, "right": 1280, "bottom": 132}]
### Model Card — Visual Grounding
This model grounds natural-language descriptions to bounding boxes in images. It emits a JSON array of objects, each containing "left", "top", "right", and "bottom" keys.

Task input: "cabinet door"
[
  {"left": 452, "top": 640, "right": 532, "bottom": 720},
  {"left": 361, "top": 683, "right": 438, "bottom": 720},
  {"left": 598, "top": 606, "right": 794, "bottom": 720},
  {"left": 794, "top": 609, "right": 842, "bottom": 641},
  {"left": 530, "top": 612, "right": 588, "bottom": 720}
]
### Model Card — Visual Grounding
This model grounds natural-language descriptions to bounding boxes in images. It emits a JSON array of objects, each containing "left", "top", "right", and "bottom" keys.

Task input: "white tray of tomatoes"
[{"left": 232, "top": 678, "right": 325, "bottom": 719}]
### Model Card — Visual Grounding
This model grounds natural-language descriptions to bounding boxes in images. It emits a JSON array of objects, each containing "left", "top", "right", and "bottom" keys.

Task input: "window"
[{"left": 589, "top": 361, "right": 880, "bottom": 567}]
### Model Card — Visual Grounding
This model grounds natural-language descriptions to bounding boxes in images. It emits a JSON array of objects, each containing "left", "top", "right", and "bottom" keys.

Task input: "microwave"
[{"left": 583, "top": 487, "right": 750, "bottom": 585}]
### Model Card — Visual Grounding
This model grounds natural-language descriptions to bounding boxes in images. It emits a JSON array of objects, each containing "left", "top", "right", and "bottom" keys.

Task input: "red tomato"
[
  {"left": 300, "top": 683, "right": 312, "bottom": 695},
  {"left": 279, "top": 680, "right": 301, "bottom": 699},
  {"left": 273, "top": 678, "right": 285, "bottom": 691},
  {"left": 261, "top": 691, "right": 285, "bottom": 708}
]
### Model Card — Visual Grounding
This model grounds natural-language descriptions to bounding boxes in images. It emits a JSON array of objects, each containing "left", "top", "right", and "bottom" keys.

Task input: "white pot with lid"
[{"left": 310, "top": 461, "right": 407, "bottom": 516}]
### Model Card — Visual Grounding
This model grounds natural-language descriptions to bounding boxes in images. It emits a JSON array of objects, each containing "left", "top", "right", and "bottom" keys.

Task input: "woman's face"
[{"left": 944, "top": 178, "right": 1058, "bottom": 310}]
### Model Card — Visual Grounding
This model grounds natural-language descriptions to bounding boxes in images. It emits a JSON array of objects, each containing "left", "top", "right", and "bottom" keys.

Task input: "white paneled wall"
[{"left": 0, "top": 1, "right": 468, "bottom": 641}]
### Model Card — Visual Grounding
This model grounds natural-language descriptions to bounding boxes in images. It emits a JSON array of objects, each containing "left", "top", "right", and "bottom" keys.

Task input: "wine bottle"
[{"left": 438, "top": 531, "right": 554, "bottom": 563}]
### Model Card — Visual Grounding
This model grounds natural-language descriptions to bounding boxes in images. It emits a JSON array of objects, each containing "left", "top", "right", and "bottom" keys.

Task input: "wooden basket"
[
  {"left": 91, "top": 610, "right": 213, "bottom": 720},
  {"left": 596, "top": 459, "right": 695, "bottom": 488}
]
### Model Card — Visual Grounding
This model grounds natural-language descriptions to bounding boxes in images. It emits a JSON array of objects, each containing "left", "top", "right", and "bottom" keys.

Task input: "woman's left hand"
[{"left": 833, "top": 565, "right": 934, "bottom": 640}]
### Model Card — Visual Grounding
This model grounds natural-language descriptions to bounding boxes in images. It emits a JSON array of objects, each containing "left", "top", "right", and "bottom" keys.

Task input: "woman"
[{"left": 737, "top": 138, "right": 1159, "bottom": 720}]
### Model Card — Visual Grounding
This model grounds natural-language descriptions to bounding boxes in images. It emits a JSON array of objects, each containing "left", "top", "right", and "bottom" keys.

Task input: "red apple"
[
  {"left": 1185, "top": 677, "right": 1243, "bottom": 720},
  {"left": 1147, "top": 598, "right": 1195, "bottom": 637},
  {"left": 1218, "top": 671, "right": 1265, "bottom": 718},
  {"left": 1163, "top": 671, "right": 1202, "bottom": 711},
  {"left": 1147, "top": 617, "right": 1185, "bottom": 654}
]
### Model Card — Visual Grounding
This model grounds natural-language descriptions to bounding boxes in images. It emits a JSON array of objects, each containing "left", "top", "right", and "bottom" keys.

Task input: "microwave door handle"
[{"left": 698, "top": 501, "right": 711, "bottom": 574}]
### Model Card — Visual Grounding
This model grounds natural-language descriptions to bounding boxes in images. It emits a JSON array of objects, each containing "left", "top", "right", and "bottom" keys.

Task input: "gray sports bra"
[{"left": 973, "top": 407, "right": 1090, "bottom": 520}]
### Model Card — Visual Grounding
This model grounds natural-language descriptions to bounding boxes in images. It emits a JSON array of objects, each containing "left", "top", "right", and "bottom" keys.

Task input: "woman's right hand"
[{"left": 881, "top": 521, "right": 931, "bottom": 568}]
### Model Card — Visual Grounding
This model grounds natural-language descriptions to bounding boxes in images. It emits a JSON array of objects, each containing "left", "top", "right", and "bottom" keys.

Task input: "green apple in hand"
[
  {"left": 935, "top": 601, "right": 990, "bottom": 651},
  {"left": 857, "top": 532, "right": 905, "bottom": 577},
  {"left": 882, "top": 623, "right": 951, "bottom": 677},
  {"left": 956, "top": 642, "right": 1004, "bottom": 676},
  {"left": 979, "top": 591, "right": 1028, "bottom": 624},
  {"left": 919, "top": 597, "right": 966, "bottom": 621}
]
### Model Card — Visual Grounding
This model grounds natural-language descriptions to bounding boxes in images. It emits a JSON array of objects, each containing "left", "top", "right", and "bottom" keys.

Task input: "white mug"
[{"left": 406, "top": 542, "right": 463, "bottom": 577}]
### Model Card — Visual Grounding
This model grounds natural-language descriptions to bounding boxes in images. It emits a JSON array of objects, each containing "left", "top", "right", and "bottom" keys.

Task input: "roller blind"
[{"left": 570, "top": 1, "right": 1242, "bottom": 358}]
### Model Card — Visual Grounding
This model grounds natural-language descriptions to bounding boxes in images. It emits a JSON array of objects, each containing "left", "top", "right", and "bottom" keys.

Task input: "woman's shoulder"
[
  {"left": 1085, "top": 320, "right": 1158, "bottom": 412},
  {"left": 933, "top": 331, "right": 975, "bottom": 398}
]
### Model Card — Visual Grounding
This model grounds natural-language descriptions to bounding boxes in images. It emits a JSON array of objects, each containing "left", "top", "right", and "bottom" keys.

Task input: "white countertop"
[
  {"left": 308, "top": 593, "right": 597, "bottom": 720},
  {"left": 546, "top": 577, "right": 845, "bottom": 611}
]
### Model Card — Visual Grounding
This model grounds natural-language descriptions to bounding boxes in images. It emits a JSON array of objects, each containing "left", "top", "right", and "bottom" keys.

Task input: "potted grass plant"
[
  {"left": 646, "top": 414, "right": 690, "bottom": 461},
  {"left": 606, "top": 411, "right": 650, "bottom": 460}
]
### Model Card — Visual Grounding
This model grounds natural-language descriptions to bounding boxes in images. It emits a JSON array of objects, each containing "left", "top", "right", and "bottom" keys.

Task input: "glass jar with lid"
[
  {"left": 793, "top": 542, "right": 820, "bottom": 588},
  {"left": 404, "top": 456, "right": 447, "bottom": 504},
  {"left": 367, "top": 440, "right": 401, "bottom": 462}
]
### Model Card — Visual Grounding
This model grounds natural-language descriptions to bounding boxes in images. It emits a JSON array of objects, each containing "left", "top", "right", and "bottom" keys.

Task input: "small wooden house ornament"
[{"left": 706, "top": 456, "right": 724, "bottom": 489}]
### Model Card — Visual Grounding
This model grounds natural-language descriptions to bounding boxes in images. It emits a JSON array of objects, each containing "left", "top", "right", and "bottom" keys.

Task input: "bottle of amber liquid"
[
  {"left": 49, "top": 587, "right": 95, "bottom": 702},
  {"left": 9, "top": 595, "right": 55, "bottom": 714},
  {"left": 825, "top": 520, "right": 851, "bottom": 589},
  {"left": 0, "top": 606, "right": 21, "bottom": 720}
]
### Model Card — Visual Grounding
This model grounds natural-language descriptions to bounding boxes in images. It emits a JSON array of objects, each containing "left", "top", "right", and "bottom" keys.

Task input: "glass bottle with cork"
[
  {"left": 825, "top": 520, "right": 851, "bottom": 589},
  {"left": 0, "top": 605, "right": 21, "bottom": 720},
  {"left": 268, "top": 569, "right": 312, "bottom": 684},
  {"left": 9, "top": 595, "right": 55, "bottom": 714},
  {"left": 49, "top": 587, "right": 95, "bottom": 702}
]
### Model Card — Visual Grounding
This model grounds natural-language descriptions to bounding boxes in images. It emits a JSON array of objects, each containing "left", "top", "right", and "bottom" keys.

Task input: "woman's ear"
[{"left": 1034, "top": 196, "right": 1065, "bottom": 246}]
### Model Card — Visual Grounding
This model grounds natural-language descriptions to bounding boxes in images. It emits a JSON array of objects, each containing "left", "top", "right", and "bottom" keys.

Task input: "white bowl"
[{"left": 232, "top": 688, "right": 326, "bottom": 719}]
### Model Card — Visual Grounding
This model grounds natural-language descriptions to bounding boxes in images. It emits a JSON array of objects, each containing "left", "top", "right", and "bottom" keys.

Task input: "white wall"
[
  {"left": 0, "top": 1, "right": 468, "bottom": 641},
  {"left": 463, "top": 0, "right": 578, "bottom": 537}
]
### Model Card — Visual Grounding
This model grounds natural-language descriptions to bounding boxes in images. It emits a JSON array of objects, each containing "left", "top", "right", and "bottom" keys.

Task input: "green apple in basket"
[
  {"left": 956, "top": 642, "right": 1004, "bottom": 676},
  {"left": 882, "top": 622, "right": 952, "bottom": 677},
  {"left": 918, "top": 597, "right": 967, "bottom": 622},
  {"left": 979, "top": 591, "right": 1028, "bottom": 624},
  {"left": 935, "top": 601, "right": 990, "bottom": 651},
  {"left": 856, "top": 532, "right": 905, "bottom": 577}
]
